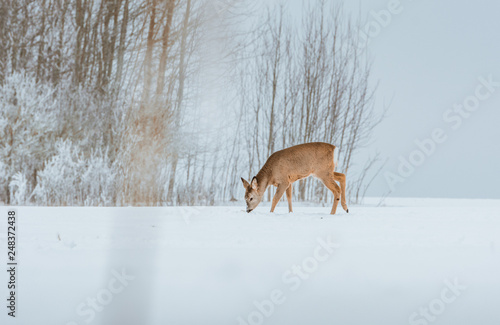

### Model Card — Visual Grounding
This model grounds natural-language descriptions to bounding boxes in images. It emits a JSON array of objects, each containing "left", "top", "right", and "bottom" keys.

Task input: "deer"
[{"left": 241, "top": 142, "right": 349, "bottom": 214}]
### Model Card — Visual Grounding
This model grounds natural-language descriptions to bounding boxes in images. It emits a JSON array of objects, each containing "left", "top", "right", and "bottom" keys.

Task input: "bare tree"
[{"left": 231, "top": 2, "right": 382, "bottom": 204}]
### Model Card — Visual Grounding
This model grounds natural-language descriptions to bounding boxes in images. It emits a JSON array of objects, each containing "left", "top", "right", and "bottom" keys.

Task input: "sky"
[
  {"left": 206, "top": 0, "right": 500, "bottom": 200},
  {"left": 288, "top": 0, "right": 500, "bottom": 199}
]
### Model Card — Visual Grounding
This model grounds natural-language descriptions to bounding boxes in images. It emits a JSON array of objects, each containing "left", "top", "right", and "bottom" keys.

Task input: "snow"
[{"left": 1, "top": 198, "right": 500, "bottom": 325}]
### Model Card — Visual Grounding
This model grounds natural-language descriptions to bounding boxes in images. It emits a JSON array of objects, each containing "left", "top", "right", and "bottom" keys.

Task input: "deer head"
[{"left": 241, "top": 177, "right": 263, "bottom": 213}]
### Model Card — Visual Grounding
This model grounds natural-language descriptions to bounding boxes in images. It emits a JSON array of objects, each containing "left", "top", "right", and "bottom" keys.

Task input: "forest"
[{"left": 0, "top": 0, "right": 382, "bottom": 206}]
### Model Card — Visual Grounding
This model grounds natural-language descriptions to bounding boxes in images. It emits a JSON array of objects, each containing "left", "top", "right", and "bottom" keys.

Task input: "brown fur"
[{"left": 241, "top": 142, "right": 348, "bottom": 214}]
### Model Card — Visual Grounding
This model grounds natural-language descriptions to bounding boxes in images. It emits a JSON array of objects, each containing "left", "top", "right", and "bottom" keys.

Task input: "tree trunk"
[
  {"left": 0, "top": 0, "right": 9, "bottom": 84},
  {"left": 166, "top": 0, "right": 190, "bottom": 204},
  {"left": 141, "top": 0, "right": 156, "bottom": 106},
  {"left": 36, "top": 0, "right": 46, "bottom": 83},
  {"left": 73, "top": 0, "right": 84, "bottom": 85},
  {"left": 52, "top": 0, "right": 68, "bottom": 86},
  {"left": 155, "top": 0, "right": 175, "bottom": 98},
  {"left": 115, "top": 0, "right": 128, "bottom": 85}
]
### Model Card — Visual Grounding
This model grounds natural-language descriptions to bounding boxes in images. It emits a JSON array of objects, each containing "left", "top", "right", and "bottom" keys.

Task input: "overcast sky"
[
  {"left": 208, "top": 0, "right": 500, "bottom": 199},
  {"left": 283, "top": 0, "right": 500, "bottom": 199}
]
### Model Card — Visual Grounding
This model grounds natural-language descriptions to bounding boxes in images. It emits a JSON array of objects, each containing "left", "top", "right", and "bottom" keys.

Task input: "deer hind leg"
[
  {"left": 333, "top": 172, "right": 349, "bottom": 213},
  {"left": 271, "top": 183, "right": 289, "bottom": 213},
  {"left": 286, "top": 184, "right": 293, "bottom": 213},
  {"left": 318, "top": 174, "right": 341, "bottom": 214}
]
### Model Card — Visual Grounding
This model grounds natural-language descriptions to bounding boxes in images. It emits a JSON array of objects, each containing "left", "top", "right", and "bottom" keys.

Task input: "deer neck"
[{"left": 255, "top": 169, "right": 271, "bottom": 197}]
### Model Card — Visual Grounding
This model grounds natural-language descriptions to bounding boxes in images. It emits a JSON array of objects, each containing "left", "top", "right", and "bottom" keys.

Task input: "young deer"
[{"left": 241, "top": 142, "right": 349, "bottom": 214}]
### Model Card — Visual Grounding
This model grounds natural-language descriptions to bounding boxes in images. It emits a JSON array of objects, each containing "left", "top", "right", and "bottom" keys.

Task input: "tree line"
[{"left": 0, "top": 0, "right": 383, "bottom": 206}]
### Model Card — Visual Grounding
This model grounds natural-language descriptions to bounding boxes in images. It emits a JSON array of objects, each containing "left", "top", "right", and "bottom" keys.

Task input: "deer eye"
[{"left": 250, "top": 198, "right": 253, "bottom": 201}]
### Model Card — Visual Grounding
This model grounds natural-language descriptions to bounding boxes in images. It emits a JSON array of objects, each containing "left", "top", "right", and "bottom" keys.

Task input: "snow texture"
[{"left": 1, "top": 198, "right": 499, "bottom": 325}]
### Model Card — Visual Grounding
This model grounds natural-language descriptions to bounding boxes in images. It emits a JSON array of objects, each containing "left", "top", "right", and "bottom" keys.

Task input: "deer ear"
[
  {"left": 251, "top": 177, "right": 258, "bottom": 190},
  {"left": 241, "top": 177, "right": 250, "bottom": 189}
]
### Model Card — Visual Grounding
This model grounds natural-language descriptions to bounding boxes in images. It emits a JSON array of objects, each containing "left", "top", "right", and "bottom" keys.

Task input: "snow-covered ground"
[{"left": 1, "top": 198, "right": 500, "bottom": 325}]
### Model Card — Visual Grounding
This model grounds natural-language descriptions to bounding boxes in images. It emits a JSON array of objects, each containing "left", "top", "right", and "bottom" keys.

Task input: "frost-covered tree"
[
  {"left": 0, "top": 73, "right": 58, "bottom": 203},
  {"left": 33, "top": 140, "right": 116, "bottom": 205}
]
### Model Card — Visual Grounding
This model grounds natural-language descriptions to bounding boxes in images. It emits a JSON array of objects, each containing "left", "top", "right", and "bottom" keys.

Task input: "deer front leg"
[
  {"left": 270, "top": 184, "right": 288, "bottom": 213},
  {"left": 334, "top": 172, "right": 349, "bottom": 213},
  {"left": 286, "top": 184, "right": 293, "bottom": 213}
]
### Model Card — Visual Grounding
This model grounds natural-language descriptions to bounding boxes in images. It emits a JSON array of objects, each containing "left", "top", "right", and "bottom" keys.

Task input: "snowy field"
[{"left": 1, "top": 198, "right": 500, "bottom": 325}]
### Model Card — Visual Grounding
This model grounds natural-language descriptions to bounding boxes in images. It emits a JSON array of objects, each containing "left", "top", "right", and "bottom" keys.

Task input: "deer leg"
[
  {"left": 270, "top": 184, "right": 288, "bottom": 213},
  {"left": 318, "top": 175, "right": 341, "bottom": 214},
  {"left": 333, "top": 172, "right": 349, "bottom": 213},
  {"left": 286, "top": 184, "right": 293, "bottom": 213}
]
